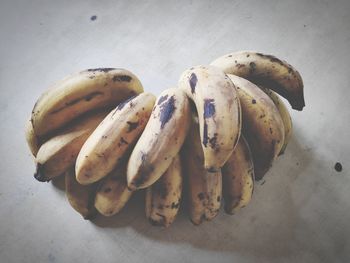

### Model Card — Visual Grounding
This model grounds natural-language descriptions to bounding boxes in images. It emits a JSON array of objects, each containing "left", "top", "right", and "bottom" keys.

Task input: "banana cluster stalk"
[
  {"left": 145, "top": 155, "right": 182, "bottom": 227},
  {"left": 25, "top": 51, "right": 305, "bottom": 225}
]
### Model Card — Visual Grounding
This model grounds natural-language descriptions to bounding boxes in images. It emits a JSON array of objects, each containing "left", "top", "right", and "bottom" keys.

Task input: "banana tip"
[{"left": 34, "top": 164, "right": 49, "bottom": 182}]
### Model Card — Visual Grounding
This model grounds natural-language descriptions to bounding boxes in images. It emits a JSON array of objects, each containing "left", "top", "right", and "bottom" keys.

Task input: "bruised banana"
[
  {"left": 31, "top": 68, "right": 143, "bottom": 137},
  {"left": 34, "top": 110, "right": 109, "bottom": 182},
  {"left": 178, "top": 65, "right": 241, "bottom": 171},
  {"left": 65, "top": 168, "right": 97, "bottom": 219},
  {"left": 94, "top": 167, "right": 132, "bottom": 216},
  {"left": 25, "top": 117, "right": 40, "bottom": 157},
  {"left": 145, "top": 155, "right": 182, "bottom": 227},
  {"left": 262, "top": 88, "right": 292, "bottom": 155},
  {"left": 182, "top": 116, "right": 222, "bottom": 225},
  {"left": 222, "top": 136, "right": 254, "bottom": 215},
  {"left": 76, "top": 92, "right": 156, "bottom": 185},
  {"left": 228, "top": 74, "right": 285, "bottom": 180},
  {"left": 211, "top": 51, "right": 305, "bottom": 110},
  {"left": 127, "top": 88, "right": 190, "bottom": 190}
]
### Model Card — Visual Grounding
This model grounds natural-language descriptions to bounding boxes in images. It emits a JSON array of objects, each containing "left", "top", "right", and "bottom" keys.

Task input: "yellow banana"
[
  {"left": 34, "top": 110, "right": 108, "bottom": 182},
  {"left": 65, "top": 168, "right": 97, "bottom": 219},
  {"left": 145, "top": 155, "right": 182, "bottom": 227},
  {"left": 182, "top": 116, "right": 222, "bottom": 225},
  {"left": 210, "top": 51, "right": 305, "bottom": 110},
  {"left": 227, "top": 74, "right": 285, "bottom": 180},
  {"left": 76, "top": 92, "right": 156, "bottom": 185},
  {"left": 31, "top": 68, "right": 143, "bottom": 137},
  {"left": 222, "top": 136, "right": 254, "bottom": 214},
  {"left": 127, "top": 88, "right": 190, "bottom": 190},
  {"left": 262, "top": 88, "right": 292, "bottom": 155},
  {"left": 94, "top": 167, "right": 132, "bottom": 216},
  {"left": 25, "top": 117, "right": 40, "bottom": 157},
  {"left": 178, "top": 65, "right": 241, "bottom": 172}
]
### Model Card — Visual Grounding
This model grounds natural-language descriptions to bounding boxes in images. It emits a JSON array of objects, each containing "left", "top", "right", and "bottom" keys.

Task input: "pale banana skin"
[
  {"left": 25, "top": 117, "right": 40, "bottom": 157},
  {"left": 222, "top": 135, "right": 254, "bottom": 214},
  {"left": 227, "top": 74, "right": 285, "bottom": 180},
  {"left": 262, "top": 88, "right": 293, "bottom": 155},
  {"left": 94, "top": 167, "right": 132, "bottom": 216},
  {"left": 182, "top": 117, "right": 222, "bottom": 225},
  {"left": 178, "top": 65, "right": 241, "bottom": 172},
  {"left": 210, "top": 51, "right": 305, "bottom": 110},
  {"left": 34, "top": 110, "right": 109, "bottom": 182},
  {"left": 127, "top": 88, "right": 191, "bottom": 190},
  {"left": 76, "top": 93, "right": 156, "bottom": 185},
  {"left": 31, "top": 68, "right": 143, "bottom": 137},
  {"left": 65, "top": 168, "right": 97, "bottom": 219},
  {"left": 145, "top": 155, "right": 182, "bottom": 227}
]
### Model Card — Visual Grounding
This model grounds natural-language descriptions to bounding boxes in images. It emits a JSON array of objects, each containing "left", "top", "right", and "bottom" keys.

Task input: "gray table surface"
[{"left": 1, "top": 0, "right": 349, "bottom": 262}]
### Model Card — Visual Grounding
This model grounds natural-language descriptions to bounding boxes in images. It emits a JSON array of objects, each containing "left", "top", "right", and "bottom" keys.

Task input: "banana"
[
  {"left": 222, "top": 135, "right": 254, "bottom": 215},
  {"left": 145, "top": 155, "right": 182, "bottom": 227},
  {"left": 34, "top": 110, "right": 109, "bottom": 182},
  {"left": 94, "top": 167, "right": 132, "bottom": 216},
  {"left": 210, "top": 51, "right": 305, "bottom": 110},
  {"left": 31, "top": 68, "right": 143, "bottom": 137},
  {"left": 227, "top": 74, "right": 285, "bottom": 180},
  {"left": 262, "top": 88, "right": 292, "bottom": 155},
  {"left": 76, "top": 92, "right": 156, "bottom": 185},
  {"left": 65, "top": 168, "right": 97, "bottom": 219},
  {"left": 127, "top": 88, "right": 190, "bottom": 190},
  {"left": 178, "top": 65, "right": 241, "bottom": 172},
  {"left": 25, "top": 117, "right": 40, "bottom": 157},
  {"left": 182, "top": 116, "right": 222, "bottom": 225}
]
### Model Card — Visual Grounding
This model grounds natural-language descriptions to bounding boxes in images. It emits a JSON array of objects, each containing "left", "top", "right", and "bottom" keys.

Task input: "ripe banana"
[
  {"left": 145, "top": 155, "right": 182, "bottom": 227},
  {"left": 127, "top": 88, "right": 190, "bottom": 190},
  {"left": 262, "top": 88, "right": 292, "bottom": 155},
  {"left": 65, "top": 168, "right": 97, "bottom": 219},
  {"left": 25, "top": 117, "right": 39, "bottom": 157},
  {"left": 222, "top": 136, "right": 254, "bottom": 215},
  {"left": 76, "top": 92, "right": 156, "bottom": 185},
  {"left": 31, "top": 68, "right": 143, "bottom": 137},
  {"left": 182, "top": 116, "right": 222, "bottom": 225},
  {"left": 178, "top": 65, "right": 241, "bottom": 172},
  {"left": 210, "top": 51, "right": 305, "bottom": 110},
  {"left": 94, "top": 167, "right": 132, "bottom": 216},
  {"left": 34, "top": 110, "right": 109, "bottom": 182},
  {"left": 227, "top": 74, "right": 285, "bottom": 180}
]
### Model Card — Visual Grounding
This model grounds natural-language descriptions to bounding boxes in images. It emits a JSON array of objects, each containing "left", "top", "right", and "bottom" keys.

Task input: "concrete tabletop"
[{"left": 1, "top": 0, "right": 349, "bottom": 262}]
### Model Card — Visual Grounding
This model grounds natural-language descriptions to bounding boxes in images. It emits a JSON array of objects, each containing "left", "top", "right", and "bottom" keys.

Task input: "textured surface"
[{"left": 1, "top": 0, "right": 350, "bottom": 262}]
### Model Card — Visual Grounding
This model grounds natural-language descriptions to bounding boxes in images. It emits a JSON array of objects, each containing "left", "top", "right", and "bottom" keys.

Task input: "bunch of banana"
[{"left": 25, "top": 51, "right": 304, "bottom": 227}]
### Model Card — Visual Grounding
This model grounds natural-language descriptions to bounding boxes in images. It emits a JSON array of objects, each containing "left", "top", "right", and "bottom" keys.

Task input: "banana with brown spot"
[
  {"left": 211, "top": 51, "right": 305, "bottom": 110},
  {"left": 222, "top": 136, "right": 254, "bottom": 214},
  {"left": 25, "top": 117, "right": 40, "bottom": 157},
  {"left": 127, "top": 88, "right": 190, "bottom": 190},
  {"left": 34, "top": 110, "right": 109, "bottom": 182},
  {"left": 178, "top": 65, "right": 241, "bottom": 172},
  {"left": 65, "top": 168, "right": 97, "bottom": 219},
  {"left": 145, "top": 155, "right": 182, "bottom": 227},
  {"left": 94, "top": 167, "right": 132, "bottom": 216},
  {"left": 76, "top": 93, "right": 156, "bottom": 185},
  {"left": 182, "top": 116, "right": 222, "bottom": 225},
  {"left": 31, "top": 68, "right": 143, "bottom": 137},
  {"left": 227, "top": 74, "right": 285, "bottom": 180},
  {"left": 262, "top": 88, "right": 293, "bottom": 155}
]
